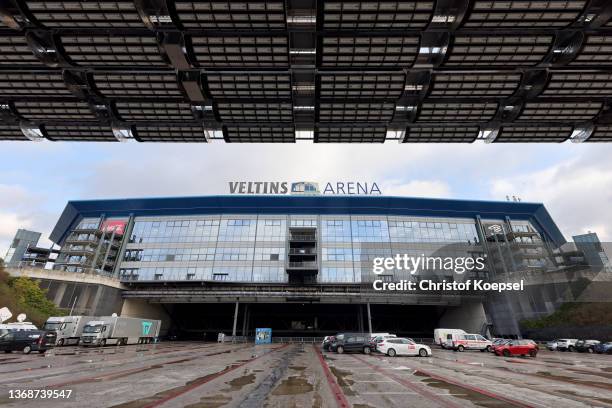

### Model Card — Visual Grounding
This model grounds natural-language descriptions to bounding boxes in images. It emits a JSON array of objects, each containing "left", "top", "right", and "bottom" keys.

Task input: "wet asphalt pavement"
[{"left": 0, "top": 342, "right": 611, "bottom": 407}]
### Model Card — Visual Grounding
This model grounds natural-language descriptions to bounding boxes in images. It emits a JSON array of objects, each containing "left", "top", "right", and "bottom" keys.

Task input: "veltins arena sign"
[{"left": 228, "top": 181, "right": 382, "bottom": 195}]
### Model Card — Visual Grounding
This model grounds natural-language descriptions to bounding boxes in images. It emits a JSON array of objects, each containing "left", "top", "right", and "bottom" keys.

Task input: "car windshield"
[
  {"left": 43, "top": 322, "right": 62, "bottom": 331},
  {"left": 83, "top": 325, "right": 102, "bottom": 333}
]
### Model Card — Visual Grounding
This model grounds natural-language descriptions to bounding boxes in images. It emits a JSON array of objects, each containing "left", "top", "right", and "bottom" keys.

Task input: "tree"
[{"left": 0, "top": 258, "right": 65, "bottom": 326}]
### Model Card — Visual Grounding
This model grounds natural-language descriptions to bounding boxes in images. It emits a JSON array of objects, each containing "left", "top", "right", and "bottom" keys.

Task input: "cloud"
[
  {"left": 381, "top": 179, "right": 452, "bottom": 198},
  {"left": 490, "top": 146, "right": 612, "bottom": 241}
]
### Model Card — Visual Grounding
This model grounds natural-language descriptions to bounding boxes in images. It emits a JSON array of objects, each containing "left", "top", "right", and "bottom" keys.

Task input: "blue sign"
[
  {"left": 142, "top": 321, "right": 152, "bottom": 335},
  {"left": 255, "top": 328, "right": 272, "bottom": 344}
]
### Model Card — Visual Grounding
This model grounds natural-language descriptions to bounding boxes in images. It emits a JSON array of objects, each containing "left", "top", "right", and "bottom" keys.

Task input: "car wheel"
[
  {"left": 529, "top": 350, "right": 537, "bottom": 358},
  {"left": 486, "top": 346, "right": 492, "bottom": 352},
  {"left": 457, "top": 345, "right": 465, "bottom": 352},
  {"left": 4, "top": 350, "right": 11, "bottom": 354},
  {"left": 503, "top": 349, "right": 511, "bottom": 357},
  {"left": 363, "top": 347, "right": 371, "bottom": 354},
  {"left": 588, "top": 347, "right": 594, "bottom": 354},
  {"left": 23, "top": 345, "right": 32, "bottom": 354},
  {"left": 337, "top": 346, "right": 344, "bottom": 354},
  {"left": 38, "top": 350, "right": 46, "bottom": 354},
  {"left": 419, "top": 348, "right": 428, "bottom": 357},
  {"left": 100, "top": 339, "right": 106, "bottom": 347},
  {"left": 387, "top": 348, "right": 396, "bottom": 357},
  {"left": 568, "top": 346, "right": 575, "bottom": 352},
  {"left": 57, "top": 339, "right": 64, "bottom": 347}
]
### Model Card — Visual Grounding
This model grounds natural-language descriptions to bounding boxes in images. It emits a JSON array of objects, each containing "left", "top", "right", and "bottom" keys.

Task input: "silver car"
[{"left": 547, "top": 339, "right": 559, "bottom": 351}]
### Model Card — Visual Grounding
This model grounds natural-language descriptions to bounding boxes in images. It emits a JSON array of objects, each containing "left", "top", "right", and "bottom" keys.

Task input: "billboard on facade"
[{"left": 100, "top": 220, "right": 127, "bottom": 236}]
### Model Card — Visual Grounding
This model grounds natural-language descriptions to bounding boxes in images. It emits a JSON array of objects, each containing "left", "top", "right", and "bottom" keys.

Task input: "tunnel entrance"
[{"left": 164, "top": 302, "right": 468, "bottom": 341}]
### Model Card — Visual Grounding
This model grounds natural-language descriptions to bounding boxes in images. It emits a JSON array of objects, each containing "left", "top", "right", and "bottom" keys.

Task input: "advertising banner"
[
  {"left": 255, "top": 328, "right": 272, "bottom": 345},
  {"left": 100, "top": 220, "right": 127, "bottom": 236}
]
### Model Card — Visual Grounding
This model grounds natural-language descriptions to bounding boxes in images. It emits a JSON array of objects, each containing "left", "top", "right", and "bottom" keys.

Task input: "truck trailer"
[
  {"left": 80, "top": 316, "right": 161, "bottom": 346},
  {"left": 43, "top": 316, "right": 99, "bottom": 346}
]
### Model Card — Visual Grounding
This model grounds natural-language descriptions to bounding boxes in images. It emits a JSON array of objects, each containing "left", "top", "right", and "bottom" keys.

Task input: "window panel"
[
  {"left": 571, "top": 36, "right": 612, "bottom": 66},
  {"left": 0, "top": 36, "right": 43, "bottom": 66},
  {"left": 174, "top": 1, "right": 286, "bottom": 29},
  {"left": 93, "top": 73, "right": 182, "bottom": 99},
  {"left": 45, "top": 124, "right": 116, "bottom": 141},
  {"left": 191, "top": 36, "right": 289, "bottom": 68},
  {"left": 134, "top": 125, "right": 207, "bottom": 142},
  {"left": 445, "top": 35, "right": 553, "bottom": 66},
  {"left": 25, "top": 1, "right": 144, "bottom": 28},
  {"left": 205, "top": 73, "right": 291, "bottom": 99},
  {"left": 429, "top": 73, "right": 521, "bottom": 98},
  {"left": 224, "top": 126, "right": 295, "bottom": 143},
  {"left": 60, "top": 35, "right": 166, "bottom": 67},
  {"left": 417, "top": 103, "right": 497, "bottom": 122},
  {"left": 542, "top": 73, "right": 612, "bottom": 97},
  {"left": 319, "top": 73, "right": 405, "bottom": 100},
  {"left": 319, "top": 103, "right": 395, "bottom": 122},
  {"left": 323, "top": 1, "right": 434, "bottom": 29},
  {"left": 586, "top": 126, "right": 612, "bottom": 142},
  {"left": 216, "top": 102, "right": 293, "bottom": 122},
  {"left": 404, "top": 126, "right": 478, "bottom": 143},
  {"left": 464, "top": 1, "right": 587, "bottom": 28},
  {"left": 14, "top": 101, "right": 95, "bottom": 120},
  {"left": 321, "top": 36, "right": 419, "bottom": 67},
  {"left": 494, "top": 126, "right": 573, "bottom": 142},
  {"left": 315, "top": 126, "right": 387, "bottom": 142},
  {"left": 517, "top": 102, "right": 601, "bottom": 121},
  {"left": 0, "top": 124, "right": 28, "bottom": 140},
  {"left": 0, "top": 72, "right": 72, "bottom": 97},
  {"left": 115, "top": 102, "right": 194, "bottom": 121}
]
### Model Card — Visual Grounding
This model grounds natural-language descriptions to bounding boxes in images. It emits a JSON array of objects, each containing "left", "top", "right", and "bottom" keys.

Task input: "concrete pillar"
[
  {"left": 366, "top": 302, "right": 372, "bottom": 334},
  {"left": 232, "top": 301, "right": 239, "bottom": 342},
  {"left": 241, "top": 304, "right": 249, "bottom": 336},
  {"left": 357, "top": 305, "right": 363, "bottom": 332}
]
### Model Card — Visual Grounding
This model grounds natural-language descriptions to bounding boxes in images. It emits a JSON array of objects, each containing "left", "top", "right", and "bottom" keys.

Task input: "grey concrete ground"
[{"left": 0, "top": 342, "right": 610, "bottom": 408}]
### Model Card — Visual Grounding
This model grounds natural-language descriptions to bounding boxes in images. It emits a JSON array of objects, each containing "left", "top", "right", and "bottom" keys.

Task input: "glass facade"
[{"left": 108, "top": 213, "right": 528, "bottom": 284}]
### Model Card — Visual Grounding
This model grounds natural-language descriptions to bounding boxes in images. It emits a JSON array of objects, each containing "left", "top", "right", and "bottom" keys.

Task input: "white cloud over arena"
[{"left": 0, "top": 142, "right": 610, "bottom": 255}]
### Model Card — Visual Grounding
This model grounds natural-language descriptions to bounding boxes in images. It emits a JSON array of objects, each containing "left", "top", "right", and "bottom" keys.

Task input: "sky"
[{"left": 1, "top": 140, "right": 611, "bottom": 254}]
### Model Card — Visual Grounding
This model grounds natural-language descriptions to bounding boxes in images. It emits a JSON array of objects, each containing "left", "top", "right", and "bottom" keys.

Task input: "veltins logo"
[
  {"left": 229, "top": 181, "right": 381, "bottom": 195},
  {"left": 142, "top": 321, "right": 152, "bottom": 335}
]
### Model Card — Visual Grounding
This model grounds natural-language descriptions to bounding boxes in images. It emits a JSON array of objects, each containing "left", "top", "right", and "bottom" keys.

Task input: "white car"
[
  {"left": 557, "top": 339, "right": 579, "bottom": 352},
  {"left": 377, "top": 337, "right": 432, "bottom": 357}
]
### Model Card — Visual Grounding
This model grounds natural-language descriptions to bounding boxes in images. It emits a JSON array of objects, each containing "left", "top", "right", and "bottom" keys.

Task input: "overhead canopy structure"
[{"left": 1, "top": 0, "right": 612, "bottom": 143}]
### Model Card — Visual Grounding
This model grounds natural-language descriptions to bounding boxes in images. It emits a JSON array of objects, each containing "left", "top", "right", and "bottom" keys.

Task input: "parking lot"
[{"left": 0, "top": 342, "right": 611, "bottom": 407}]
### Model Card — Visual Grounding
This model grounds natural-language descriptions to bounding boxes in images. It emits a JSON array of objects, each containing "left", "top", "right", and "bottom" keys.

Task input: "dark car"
[
  {"left": 575, "top": 340, "right": 600, "bottom": 353},
  {"left": 494, "top": 339, "right": 538, "bottom": 357},
  {"left": 593, "top": 342, "right": 612, "bottom": 354},
  {"left": 0, "top": 330, "right": 55, "bottom": 354},
  {"left": 330, "top": 333, "right": 373, "bottom": 354}
]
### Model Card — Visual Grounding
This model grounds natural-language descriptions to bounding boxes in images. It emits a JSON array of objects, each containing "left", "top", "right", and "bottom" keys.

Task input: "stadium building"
[{"left": 39, "top": 194, "right": 574, "bottom": 339}]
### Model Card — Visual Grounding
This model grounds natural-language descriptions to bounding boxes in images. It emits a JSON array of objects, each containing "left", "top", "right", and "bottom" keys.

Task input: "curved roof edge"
[{"left": 49, "top": 195, "right": 566, "bottom": 246}]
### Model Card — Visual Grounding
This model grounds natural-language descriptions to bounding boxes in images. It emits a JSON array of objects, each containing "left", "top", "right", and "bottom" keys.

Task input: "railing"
[
  {"left": 289, "top": 234, "right": 317, "bottom": 241},
  {"left": 287, "top": 261, "right": 318, "bottom": 268}
]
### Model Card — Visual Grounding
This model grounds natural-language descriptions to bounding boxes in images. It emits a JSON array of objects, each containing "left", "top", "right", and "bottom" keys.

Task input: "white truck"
[
  {"left": 43, "top": 316, "right": 99, "bottom": 346},
  {"left": 434, "top": 328, "right": 466, "bottom": 348},
  {"left": 80, "top": 316, "right": 161, "bottom": 346}
]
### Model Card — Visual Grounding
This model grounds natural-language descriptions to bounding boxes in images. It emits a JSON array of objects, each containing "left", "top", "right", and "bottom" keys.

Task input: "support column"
[
  {"left": 242, "top": 304, "right": 249, "bottom": 336},
  {"left": 366, "top": 302, "right": 373, "bottom": 334},
  {"left": 232, "top": 301, "right": 239, "bottom": 342},
  {"left": 357, "top": 305, "right": 363, "bottom": 332}
]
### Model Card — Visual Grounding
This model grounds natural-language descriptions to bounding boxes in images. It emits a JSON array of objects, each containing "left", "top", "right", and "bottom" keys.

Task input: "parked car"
[
  {"left": 369, "top": 334, "right": 398, "bottom": 350},
  {"left": 330, "top": 333, "right": 373, "bottom": 354},
  {"left": 547, "top": 339, "right": 560, "bottom": 351},
  {"left": 322, "top": 336, "right": 335, "bottom": 351},
  {"left": 377, "top": 338, "right": 432, "bottom": 357},
  {"left": 494, "top": 339, "right": 538, "bottom": 357},
  {"left": 556, "top": 339, "right": 579, "bottom": 352},
  {"left": 434, "top": 328, "right": 466, "bottom": 348},
  {"left": 447, "top": 333, "right": 493, "bottom": 352},
  {"left": 490, "top": 339, "right": 510, "bottom": 352},
  {"left": 594, "top": 342, "right": 612, "bottom": 354},
  {"left": 575, "top": 340, "right": 601, "bottom": 353},
  {"left": 0, "top": 330, "right": 55, "bottom": 354}
]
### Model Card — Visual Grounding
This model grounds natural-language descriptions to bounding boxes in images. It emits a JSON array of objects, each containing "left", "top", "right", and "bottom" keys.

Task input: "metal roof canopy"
[
  {"left": 49, "top": 194, "right": 566, "bottom": 247},
  {"left": 1, "top": 0, "right": 612, "bottom": 143}
]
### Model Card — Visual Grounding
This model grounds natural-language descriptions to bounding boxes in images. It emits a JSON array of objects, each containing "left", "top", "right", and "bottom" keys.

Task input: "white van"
[
  {"left": 0, "top": 322, "right": 38, "bottom": 336},
  {"left": 434, "top": 329, "right": 466, "bottom": 348},
  {"left": 448, "top": 333, "right": 493, "bottom": 352}
]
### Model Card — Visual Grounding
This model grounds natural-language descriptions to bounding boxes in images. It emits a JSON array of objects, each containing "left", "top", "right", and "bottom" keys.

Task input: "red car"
[{"left": 494, "top": 339, "right": 538, "bottom": 357}]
